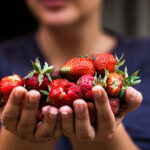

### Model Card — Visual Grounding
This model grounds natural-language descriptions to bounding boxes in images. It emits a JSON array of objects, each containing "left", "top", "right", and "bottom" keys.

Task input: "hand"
[
  {"left": 59, "top": 85, "right": 143, "bottom": 144},
  {"left": 1, "top": 86, "right": 62, "bottom": 143}
]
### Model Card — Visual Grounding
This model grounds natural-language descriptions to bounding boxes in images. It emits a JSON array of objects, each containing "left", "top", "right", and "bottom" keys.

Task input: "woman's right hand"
[{"left": 0, "top": 86, "right": 61, "bottom": 143}]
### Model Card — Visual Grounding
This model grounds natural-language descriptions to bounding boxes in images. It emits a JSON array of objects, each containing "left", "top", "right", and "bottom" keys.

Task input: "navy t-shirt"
[{"left": 0, "top": 34, "right": 150, "bottom": 150}]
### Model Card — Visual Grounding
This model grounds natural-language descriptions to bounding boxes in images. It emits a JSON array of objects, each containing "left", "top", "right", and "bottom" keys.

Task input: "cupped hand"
[
  {"left": 1, "top": 86, "right": 61, "bottom": 143},
  {"left": 59, "top": 85, "right": 143, "bottom": 144}
]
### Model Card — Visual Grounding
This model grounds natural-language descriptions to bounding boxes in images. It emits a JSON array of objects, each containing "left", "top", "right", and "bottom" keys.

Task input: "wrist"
[
  {"left": 71, "top": 123, "right": 139, "bottom": 150},
  {"left": 0, "top": 127, "right": 56, "bottom": 150}
]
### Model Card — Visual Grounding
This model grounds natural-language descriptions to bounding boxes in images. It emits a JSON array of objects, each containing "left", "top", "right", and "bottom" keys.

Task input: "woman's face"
[{"left": 26, "top": 0, "right": 102, "bottom": 27}]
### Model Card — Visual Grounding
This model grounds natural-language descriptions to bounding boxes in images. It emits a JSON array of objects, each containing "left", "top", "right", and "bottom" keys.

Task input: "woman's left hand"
[{"left": 59, "top": 85, "right": 143, "bottom": 144}]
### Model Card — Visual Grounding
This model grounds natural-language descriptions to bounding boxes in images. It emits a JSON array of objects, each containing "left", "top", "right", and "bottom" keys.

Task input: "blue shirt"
[{"left": 0, "top": 34, "right": 150, "bottom": 150}]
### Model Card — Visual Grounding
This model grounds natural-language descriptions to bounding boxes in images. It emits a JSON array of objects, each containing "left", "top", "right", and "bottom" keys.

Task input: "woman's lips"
[{"left": 40, "top": 0, "right": 69, "bottom": 7}]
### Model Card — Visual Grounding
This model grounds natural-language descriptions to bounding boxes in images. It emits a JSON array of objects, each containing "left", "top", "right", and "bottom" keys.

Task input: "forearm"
[
  {"left": 0, "top": 127, "right": 56, "bottom": 150},
  {"left": 71, "top": 124, "right": 139, "bottom": 150}
]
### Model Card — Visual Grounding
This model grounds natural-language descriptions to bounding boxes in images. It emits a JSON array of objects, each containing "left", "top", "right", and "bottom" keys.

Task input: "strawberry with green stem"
[
  {"left": 59, "top": 57, "right": 95, "bottom": 81},
  {"left": 24, "top": 58, "right": 54, "bottom": 91},
  {"left": 90, "top": 53, "right": 125, "bottom": 75}
]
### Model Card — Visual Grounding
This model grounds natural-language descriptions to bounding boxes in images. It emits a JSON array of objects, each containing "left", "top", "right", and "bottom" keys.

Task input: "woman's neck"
[{"left": 36, "top": 10, "right": 117, "bottom": 68}]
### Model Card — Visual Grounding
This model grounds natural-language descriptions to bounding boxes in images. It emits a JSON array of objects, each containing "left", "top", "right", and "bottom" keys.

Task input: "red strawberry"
[
  {"left": 109, "top": 97, "right": 121, "bottom": 115},
  {"left": 90, "top": 53, "right": 125, "bottom": 75},
  {"left": 51, "top": 70, "right": 63, "bottom": 79},
  {"left": 49, "top": 83, "right": 81, "bottom": 108},
  {"left": 87, "top": 102, "right": 96, "bottom": 124},
  {"left": 24, "top": 58, "right": 54, "bottom": 92},
  {"left": 50, "top": 79, "right": 70, "bottom": 89},
  {"left": 76, "top": 74, "right": 102, "bottom": 101},
  {"left": 0, "top": 74, "right": 24, "bottom": 102},
  {"left": 106, "top": 73, "right": 123, "bottom": 97},
  {"left": 59, "top": 57, "right": 95, "bottom": 81}
]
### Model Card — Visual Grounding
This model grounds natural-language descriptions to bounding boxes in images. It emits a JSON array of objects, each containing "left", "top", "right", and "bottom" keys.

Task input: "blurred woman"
[{"left": 0, "top": 0, "right": 149, "bottom": 150}]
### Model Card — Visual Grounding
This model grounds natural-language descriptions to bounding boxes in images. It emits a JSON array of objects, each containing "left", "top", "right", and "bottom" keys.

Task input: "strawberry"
[
  {"left": 49, "top": 82, "right": 81, "bottom": 108},
  {"left": 51, "top": 70, "right": 63, "bottom": 80},
  {"left": 0, "top": 74, "right": 24, "bottom": 102},
  {"left": 24, "top": 58, "right": 54, "bottom": 92},
  {"left": 106, "top": 72, "right": 123, "bottom": 97},
  {"left": 59, "top": 57, "right": 95, "bottom": 81},
  {"left": 87, "top": 102, "right": 96, "bottom": 124},
  {"left": 90, "top": 53, "right": 125, "bottom": 75},
  {"left": 50, "top": 79, "right": 70, "bottom": 89},
  {"left": 109, "top": 97, "right": 121, "bottom": 115},
  {"left": 76, "top": 74, "right": 102, "bottom": 101}
]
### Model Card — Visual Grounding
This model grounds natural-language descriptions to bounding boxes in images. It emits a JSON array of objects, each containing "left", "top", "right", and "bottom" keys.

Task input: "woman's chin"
[{"left": 40, "top": 10, "right": 80, "bottom": 27}]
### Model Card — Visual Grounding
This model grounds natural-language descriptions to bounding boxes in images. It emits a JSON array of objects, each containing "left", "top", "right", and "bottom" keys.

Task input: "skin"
[
  {"left": 0, "top": 0, "right": 143, "bottom": 149},
  {"left": 0, "top": 87, "right": 62, "bottom": 150}
]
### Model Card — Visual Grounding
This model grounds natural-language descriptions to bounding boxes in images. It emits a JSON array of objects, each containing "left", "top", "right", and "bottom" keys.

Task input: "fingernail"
[
  {"left": 129, "top": 88, "right": 136, "bottom": 99},
  {"left": 93, "top": 86, "right": 102, "bottom": 96},
  {"left": 29, "top": 92, "right": 39, "bottom": 103},
  {"left": 50, "top": 108, "right": 58, "bottom": 118},
  {"left": 62, "top": 111, "right": 68, "bottom": 118},
  {"left": 15, "top": 88, "right": 24, "bottom": 99},
  {"left": 75, "top": 103, "right": 84, "bottom": 113},
  {"left": 42, "top": 106, "right": 49, "bottom": 115}
]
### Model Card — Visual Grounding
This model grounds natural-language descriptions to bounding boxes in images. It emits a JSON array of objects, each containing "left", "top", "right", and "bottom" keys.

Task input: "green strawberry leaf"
[
  {"left": 118, "top": 59, "right": 125, "bottom": 67},
  {"left": 93, "top": 73, "right": 98, "bottom": 86},
  {"left": 40, "top": 90, "right": 49, "bottom": 96},
  {"left": 124, "top": 66, "right": 129, "bottom": 78},
  {"left": 103, "top": 68, "right": 109, "bottom": 88},
  {"left": 46, "top": 96, "right": 49, "bottom": 103},
  {"left": 43, "top": 62, "right": 49, "bottom": 71},
  {"left": 117, "top": 70, "right": 125, "bottom": 75},
  {"left": 35, "top": 58, "right": 41, "bottom": 71},
  {"left": 32, "top": 62, "right": 41, "bottom": 73},
  {"left": 115, "top": 53, "right": 119, "bottom": 62},
  {"left": 131, "top": 79, "right": 141, "bottom": 86},
  {"left": 131, "top": 70, "right": 140, "bottom": 77},
  {"left": 123, "top": 78, "right": 130, "bottom": 87},
  {"left": 44, "top": 66, "right": 54, "bottom": 74},
  {"left": 24, "top": 70, "right": 35, "bottom": 79},
  {"left": 119, "top": 53, "right": 124, "bottom": 62},
  {"left": 119, "top": 87, "right": 126, "bottom": 98},
  {"left": 46, "top": 73, "right": 52, "bottom": 82},
  {"left": 38, "top": 73, "right": 44, "bottom": 86},
  {"left": 48, "top": 85, "right": 51, "bottom": 92}
]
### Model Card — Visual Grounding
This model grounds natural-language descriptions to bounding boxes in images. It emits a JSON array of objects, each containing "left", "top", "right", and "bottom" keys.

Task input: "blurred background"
[{"left": 0, "top": 0, "right": 150, "bottom": 41}]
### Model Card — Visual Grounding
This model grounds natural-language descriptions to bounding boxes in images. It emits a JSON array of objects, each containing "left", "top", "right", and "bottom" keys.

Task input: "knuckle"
[
  {"left": 40, "top": 132, "right": 53, "bottom": 139},
  {"left": 2, "top": 112, "right": 17, "bottom": 124},
  {"left": 24, "top": 103, "right": 36, "bottom": 110},
  {"left": 63, "top": 129, "right": 73, "bottom": 138},
  {"left": 99, "top": 113, "right": 109, "bottom": 122},
  {"left": 19, "top": 120, "right": 35, "bottom": 130},
  {"left": 77, "top": 132, "right": 93, "bottom": 143}
]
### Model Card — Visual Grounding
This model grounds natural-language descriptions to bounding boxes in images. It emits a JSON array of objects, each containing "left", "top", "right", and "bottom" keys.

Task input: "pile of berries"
[{"left": 0, "top": 53, "right": 141, "bottom": 124}]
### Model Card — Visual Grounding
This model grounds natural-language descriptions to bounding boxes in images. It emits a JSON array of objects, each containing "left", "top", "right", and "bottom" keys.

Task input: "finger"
[
  {"left": 59, "top": 106, "right": 75, "bottom": 139},
  {"left": 118, "top": 87, "right": 143, "bottom": 117},
  {"left": 92, "top": 86, "right": 115, "bottom": 135},
  {"left": 53, "top": 117, "right": 62, "bottom": 140},
  {"left": 1, "top": 86, "right": 26, "bottom": 131},
  {"left": 0, "top": 106, "right": 5, "bottom": 120},
  {"left": 73, "top": 100, "right": 95, "bottom": 143},
  {"left": 17, "top": 90, "right": 40, "bottom": 139},
  {"left": 35, "top": 106, "right": 58, "bottom": 142}
]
